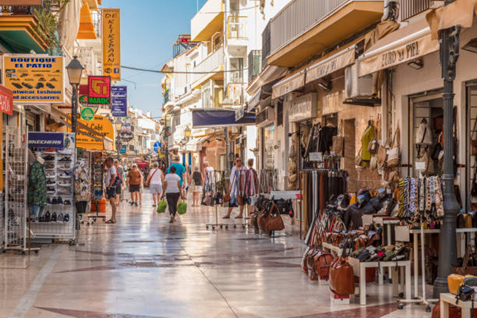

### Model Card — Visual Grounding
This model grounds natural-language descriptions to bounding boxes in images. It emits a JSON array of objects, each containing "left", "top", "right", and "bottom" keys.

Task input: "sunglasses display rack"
[
  {"left": 30, "top": 145, "right": 76, "bottom": 242},
  {"left": 4, "top": 126, "right": 29, "bottom": 253}
]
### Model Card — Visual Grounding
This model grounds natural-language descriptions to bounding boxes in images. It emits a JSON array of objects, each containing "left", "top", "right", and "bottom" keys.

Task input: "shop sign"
[
  {"left": 77, "top": 115, "right": 114, "bottom": 150},
  {"left": 80, "top": 107, "right": 94, "bottom": 121},
  {"left": 306, "top": 48, "right": 355, "bottom": 84},
  {"left": 289, "top": 93, "right": 318, "bottom": 123},
  {"left": 88, "top": 76, "right": 111, "bottom": 105},
  {"left": 3, "top": 55, "right": 64, "bottom": 104},
  {"left": 120, "top": 144, "right": 127, "bottom": 153},
  {"left": 272, "top": 71, "right": 305, "bottom": 99},
  {"left": 28, "top": 132, "right": 64, "bottom": 148},
  {"left": 119, "top": 117, "right": 134, "bottom": 142},
  {"left": 358, "top": 35, "right": 439, "bottom": 77},
  {"left": 0, "top": 85, "right": 13, "bottom": 116},
  {"left": 153, "top": 141, "right": 161, "bottom": 153},
  {"left": 111, "top": 86, "right": 127, "bottom": 117},
  {"left": 102, "top": 8, "right": 121, "bottom": 81}
]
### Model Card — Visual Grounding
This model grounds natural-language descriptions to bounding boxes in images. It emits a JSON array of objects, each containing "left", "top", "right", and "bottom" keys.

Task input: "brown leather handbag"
[
  {"left": 265, "top": 203, "right": 285, "bottom": 232},
  {"left": 452, "top": 246, "right": 477, "bottom": 275},
  {"left": 329, "top": 256, "right": 355, "bottom": 295},
  {"left": 223, "top": 193, "right": 231, "bottom": 203},
  {"left": 257, "top": 209, "right": 270, "bottom": 231},
  {"left": 306, "top": 247, "right": 322, "bottom": 280},
  {"left": 314, "top": 250, "right": 334, "bottom": 280}
]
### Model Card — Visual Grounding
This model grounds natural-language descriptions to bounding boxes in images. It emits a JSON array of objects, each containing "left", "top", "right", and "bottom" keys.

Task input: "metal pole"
[
  {"left": 433, "top": 0, "right": 461, "bottom": 297},
  {"left": 72, "top": 84, "right": 79, "bottom": 243}
]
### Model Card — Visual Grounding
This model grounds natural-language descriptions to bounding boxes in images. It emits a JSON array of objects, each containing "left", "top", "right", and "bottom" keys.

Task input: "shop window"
[
  {"left": 277, "top": 100, "right": 283, "bottom": 127},
  {"left": 467, "top": 84, "right": 477, "bottom": 209},
  {"left": 262, "top": 125, "right": 274, "bottom": 170}
]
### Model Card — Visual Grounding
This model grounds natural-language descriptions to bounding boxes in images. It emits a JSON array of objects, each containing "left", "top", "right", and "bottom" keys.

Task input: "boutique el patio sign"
[{"left": 2, "top": 55, "right": 64, "bottom": 104}]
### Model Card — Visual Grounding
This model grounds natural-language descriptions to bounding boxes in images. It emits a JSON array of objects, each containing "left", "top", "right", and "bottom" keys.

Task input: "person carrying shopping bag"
[{"left": 162, "top": 166, "right": 182, "bottom": 223}]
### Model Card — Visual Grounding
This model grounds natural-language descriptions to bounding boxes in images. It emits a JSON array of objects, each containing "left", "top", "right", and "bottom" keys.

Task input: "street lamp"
[{"left": 184, "top": 126, "right": 191, "bottom": 139}]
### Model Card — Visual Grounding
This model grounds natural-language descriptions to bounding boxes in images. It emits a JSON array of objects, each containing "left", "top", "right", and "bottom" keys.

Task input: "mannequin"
[{"left": 28, "top": 156, "right": 47, "bottom": 221}]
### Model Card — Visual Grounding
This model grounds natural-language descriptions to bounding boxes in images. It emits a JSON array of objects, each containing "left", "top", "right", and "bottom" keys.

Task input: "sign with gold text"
[
  {"left": 102, "top": 8, "right": 121, "bottom": 81},
  {"left": 3, "top": 55, "right": 64, "bottom": 104},
  {"left": 77, "top": 115, "right": 114, "bottom": 150},
  {"left": 88, "top": 76, "right": 111, "bottom": 105}
]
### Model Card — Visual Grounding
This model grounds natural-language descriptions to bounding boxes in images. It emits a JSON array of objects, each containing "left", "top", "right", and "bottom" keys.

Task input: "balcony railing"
[
  {"left": 192, "top": 46, "right": 224, "bottom": 84},
  {"left": 227, "top": 16, "right": 247, "bottom": 40},
  {"left": 75, "top": 47, "right": 96, "bottom": 76},
  {"left": 400, "top": 0, "right": 432, "bottom": 21},
  {"left": 270, "top": 0, "right": 355, "bottom": 55},
  {"left": 248, "top": 50, "right": 262, "bottom": 83},
  {"left": 164, "top": 89, "right": 170, "bottom": 104},
  {"left": 262, "top": 22, "right": 271, "bottom": 69}
]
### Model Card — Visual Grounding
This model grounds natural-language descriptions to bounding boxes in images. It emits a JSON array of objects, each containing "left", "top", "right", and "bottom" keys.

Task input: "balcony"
[
  {"left": 75, "top": 46, "right": 97, "bottom": 77},
  {"left": 227, "top": 16, "right": 247, "bottom": 46},
  {"left": 164, "top": 89, "right": 170, "bottom": 104},
  {"left": 267, "top": 0, "right": 383, "bottom": 67},
  {"left": 262, "top": 22, "right": 271, "bottom": 69},
  {"left": 400, "top": 0, "right": 432, "bottom": 21},
  {"left": 248, "top": 50, "right": 262, "bottom": 83},
  {"left": 0, "top": 5, "right": 49, "bottom": 53},
  {"left": 226, "top": 83, "right": 244, "bottom": 106},
  {"left": 191, "top": 46, "right": 224, "bottom": 89},
  {"left": 191, "top": 0, "right": 224, "bottom": 42}
]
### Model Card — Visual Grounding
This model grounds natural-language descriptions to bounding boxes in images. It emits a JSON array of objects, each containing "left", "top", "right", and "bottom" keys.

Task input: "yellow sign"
[
  {"left": 77, "top": 115, "right": 114, "bottom": 150},
  {"left": 3, "top": 55, "right": 64, "bottom": 103},
  {"left": 102, "top": 8, "right": 121, "bottom": 81}
]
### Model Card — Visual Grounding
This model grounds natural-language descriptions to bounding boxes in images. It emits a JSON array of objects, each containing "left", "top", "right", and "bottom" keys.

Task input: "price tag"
[
  {"left": 309, "top": 152, "right": 323, "bottom": 162},
  {"left": 415, "top": 161, "right": 426, "bottom": 170}
]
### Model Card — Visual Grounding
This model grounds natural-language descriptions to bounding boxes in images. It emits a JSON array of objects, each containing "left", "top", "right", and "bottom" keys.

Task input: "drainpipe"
[{"left": 433, "top": 0, "right": 461, "bottom": 297}]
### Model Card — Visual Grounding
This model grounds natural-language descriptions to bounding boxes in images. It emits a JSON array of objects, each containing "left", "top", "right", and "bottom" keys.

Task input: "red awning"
[{"left": 134, "top": 158, "right": 149, "bottom": 170}]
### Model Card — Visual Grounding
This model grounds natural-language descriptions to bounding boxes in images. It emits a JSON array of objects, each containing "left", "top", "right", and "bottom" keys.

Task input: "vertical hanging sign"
[
  {"left": 111, "top": 86, "right": 127, "bottom": 117},
  {"left": 102, "top": 8, "right": 121, "bottom": 81}
]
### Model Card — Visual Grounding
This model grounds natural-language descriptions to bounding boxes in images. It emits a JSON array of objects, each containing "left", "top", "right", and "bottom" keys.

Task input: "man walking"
[
  {"left": 167, "top": 156, "right": 186, "bottom": 194},
  {"left": 104, "top": 157, "right": 118, "bottom": 224},
  {"left": 127, "top": 164, "right": 142, "bottom": 206}
]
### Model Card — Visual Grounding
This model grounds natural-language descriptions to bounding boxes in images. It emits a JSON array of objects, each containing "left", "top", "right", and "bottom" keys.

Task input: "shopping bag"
[
  {"left": 178, "top": 200, "right": 187, "bottom": 215},
  {"left": 157, "top": 199, "right": 167, "bottom": 213}
]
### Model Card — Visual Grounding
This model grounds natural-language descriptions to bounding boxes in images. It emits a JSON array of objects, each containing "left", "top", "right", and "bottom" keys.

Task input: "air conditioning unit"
[{"left": 344, "top": 64, "right": 380, "bottom": 107}]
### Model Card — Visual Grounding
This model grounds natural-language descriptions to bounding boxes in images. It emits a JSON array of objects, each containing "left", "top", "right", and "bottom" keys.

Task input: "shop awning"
[
  {"left": 305, "top": 46, "right": 356, "bottom": 84},
  {"left": 426, "top": 0, "right": 477, "bottom": 40},
  {"left": 186, "top": 136, "right": 208, "bottom": 152},
  {"left": 103, "top": 137, "right": 114, "bottom": 151},
  {"left": 246, "top": 65, "right": 287, "bottom": 97},
  {"left": 272, "top": 70, "right": 306, "bottom": 99},
  {"left": 247, "top": 77, "right": 280, "bottom": 112},
  {"left": 191, "top": 108, "right": 256, "bottom": 129},
  {"left": 358, "top": 19, "right": 439, "bottom": 77}
]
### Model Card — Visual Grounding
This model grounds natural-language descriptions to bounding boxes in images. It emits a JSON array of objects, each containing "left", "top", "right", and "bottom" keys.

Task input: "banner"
[
  {"left": 0, "top": 85, "right": 13, "bottom": 116},
  {"left": 28, "top": 132, "right": 64, "bottom": 148},
  {"left": 111, "top": 86, "right": 127, "bottom": 117},
  {"left": 77, "top": 115, "right": 114, "bottom": 150},
  {"left": 88, "top": 76, "right": 111, "bottom": 105},
  {"left": 102, "top": 8, "right": 121, "bottom": 81},
  {"left": 3, "top": 55, "right": 64, "bottom": 104}
]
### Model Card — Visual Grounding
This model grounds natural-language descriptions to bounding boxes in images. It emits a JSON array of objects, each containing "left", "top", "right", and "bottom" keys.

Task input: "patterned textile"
[
  {"left": 74, "top": 160, "right": 90, "bottom": 202},
  {"left": 28, "top": 160, "right": 47, "bottom": 207}
]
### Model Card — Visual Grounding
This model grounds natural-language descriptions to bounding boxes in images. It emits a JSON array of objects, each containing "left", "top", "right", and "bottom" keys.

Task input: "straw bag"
[
  {"left": 416, "top": 149, "right": 433, "bottom": 173},
  {"left": 355, "top": 146, "right": 364, "bottom": 167},
  {"left": 386, "top": 126, "right": 400, "bottom": 168}
]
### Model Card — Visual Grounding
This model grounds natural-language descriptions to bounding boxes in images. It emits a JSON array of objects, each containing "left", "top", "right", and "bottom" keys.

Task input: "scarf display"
[
  {"left": 259, "top": 169, "right": 278, "bottom": 193},
  {"left": 397, "top": 176, "right": 444, "bottom": 219}
]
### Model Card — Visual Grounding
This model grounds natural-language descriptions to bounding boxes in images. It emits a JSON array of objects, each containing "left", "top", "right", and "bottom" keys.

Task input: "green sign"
[
  {"left": 79, "top": 95, "right": 88, "bottom": 105},
  {"left": 88, "top": 97, "right": 110, "bottom": 104},
  {"left": 81, "top": 107, "right": 95, "bottom": 121}
]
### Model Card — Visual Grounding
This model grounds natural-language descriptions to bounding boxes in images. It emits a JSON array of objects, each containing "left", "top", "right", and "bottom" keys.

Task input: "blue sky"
[{"left": 101, "top": 0, "right": 207, "bottom": 118}]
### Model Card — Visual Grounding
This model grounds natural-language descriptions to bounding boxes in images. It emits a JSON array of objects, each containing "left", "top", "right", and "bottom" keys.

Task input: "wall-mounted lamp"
[{"left": 407, "top": 58, "right": 424, "bottom": 70}]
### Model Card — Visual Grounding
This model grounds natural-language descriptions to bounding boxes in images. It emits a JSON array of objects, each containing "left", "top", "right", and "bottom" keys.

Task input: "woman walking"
[
  {"left": 146, "top": 162, "right": 164, "bottom": 207},
  {"left": 191, "top": 166, "right": 202, "bottom": 207},
  {"left": 162, "top": 166, "right": 182, "bottom": 223}
]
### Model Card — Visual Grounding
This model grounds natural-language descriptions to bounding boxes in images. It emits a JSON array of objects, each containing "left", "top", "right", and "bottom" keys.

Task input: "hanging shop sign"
[
  {"left": 306, "top": 47, "right": 355, "bottom": 84},
  {"left": 28, "top": 132, "right": 64, "bottom": 148},
  {"left": 80, "top": 107, "right": 95, "bottom": 121},
  {"left": 77, "top": 115, "right": 114, "bottom": 150},
  {"left": 88, "top": 76, "right": 111, "bottom": 105},
  {"left": 0, "top": 85, "right": 13, "bottom": 116},
  {"left": 79, "top": 84, "right": 88, "bottom": 106},
  {"left": 119, "top": 117, "right": 134, "bottom": 142},
  {"left": 3, "top": 55, "right": 64, "bottom": 104},
  {"left": 102, "top": 8, "right": 121, "bottom": 81},
  {"left": 289, "top": 93, "right": 318, "bottom": 123},
  {"left": 111, "top": 86, "right": 127, "bottom": 117}
]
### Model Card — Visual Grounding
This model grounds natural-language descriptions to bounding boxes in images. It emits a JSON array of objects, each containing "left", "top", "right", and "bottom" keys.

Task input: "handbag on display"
[
  {"left": 472, "top": 118, "right": 477, "bottom": 155},
  {"left": 329, "top": 251, "right": 355, "bottom": 295},
  {"left": 416, "top": 149, "right": 433, "bottom": 173},
  {"left": 332, "top": 135, "right": 345, "bottom": 157},
  {"left": 377, "top": 145, "right": 387, "bottom": 168},
  {"left": 257, "top": 209, "right": 270, "bottom": 231},
  {"left": 415, "top": 118, "right": 433, "bottom": 145},
  {"left": 355, "top": 146, "right": 364, "bottom": 167},
  {"left": 265, "top": 203, "right": 285, "bottom": 232},
  {"left": 313, "top": 250, "right": 334, "bottom": 280},
  {"left": 386, "top": 126, "right": 400, "bottom": 168},
  {"left": 448, "top": 274, "right": 466, "bottom": 295},
  {"left": 452, "top": 246, "right": 477, "bottom": 276},
  {"left": 368, "top": 139, "right": 379, "bottom": 155},
  {"left": 471, "top": 166, "right": 477, "bottom": 197}
]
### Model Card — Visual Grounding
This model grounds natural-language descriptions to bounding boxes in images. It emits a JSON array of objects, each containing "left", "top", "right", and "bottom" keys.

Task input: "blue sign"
[
  {"left": 28, "top": 132, "right": 64, "bottom": 148},
  {"left": 120, "top": 145, "right": 127, "bottom": 154},
  {"left": 153, "top": 141, "right": 161, "bottom": 153},
  {"left": 111, "top": 86, "right": 127, "bottom": 117}
]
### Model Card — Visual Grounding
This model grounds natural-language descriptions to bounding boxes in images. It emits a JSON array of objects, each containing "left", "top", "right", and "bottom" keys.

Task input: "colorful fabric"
[
  {"left": 74, "top": 160, "right": 90, "bottom": 202},
  {"left": 28, "top": 160, "right": 47, "bottom": 207},
  {"left": 360, "top": 125, "right": 375, "bottom": 161}
]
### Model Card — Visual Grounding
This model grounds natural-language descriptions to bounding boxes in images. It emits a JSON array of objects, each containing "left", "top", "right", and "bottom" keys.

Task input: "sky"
[{"left": 101, "top": 0, "right": 208, "bottom": 119}]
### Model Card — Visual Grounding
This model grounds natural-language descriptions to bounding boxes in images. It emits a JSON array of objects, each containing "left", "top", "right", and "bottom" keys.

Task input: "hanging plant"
[{"left": 32, "top": 0, "right": 70, "bottom": 54}]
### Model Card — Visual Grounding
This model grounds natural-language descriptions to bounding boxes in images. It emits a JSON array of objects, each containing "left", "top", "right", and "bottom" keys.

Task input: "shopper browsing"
[
  {"left": 146, "top": 162, "right": 164, "bottom": 207},
  {"left": 191, "top": 166, "right": 202, "bottom": 207},
  {"left": 127, "top": 164, "right": 142, "bottom": 206},
  {"left": 162, "top": 166, "right": 182, "bottom": 223},
  {"left": 246, "top": 158, "right": 259, "bottom": 213},
  {"left": 104, "top": 157, "right": 118, "bottom": 224},
  {"left": 224, "top": 157, "right": 248, "bottom": 219}
]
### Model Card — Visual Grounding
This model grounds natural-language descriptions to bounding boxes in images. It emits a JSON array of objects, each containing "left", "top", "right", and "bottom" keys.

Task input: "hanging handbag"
[
  {"left": 415, "top": 119, "right": 432, "bottom": 145},
  {"left": 377, "top": 144, "right": 387, "bottom": 168},
  {"left": 472, "top": 165, "right": 477, "bottom": 197},
  {"left": 355, "top": 146, "right": 364, "bottom": 167},
  {"left": 265, "top": 203, "right": 285, "bottom": 231},
  {"left": 257, "top": 209, "right": 270, "bottom": 231},
  {"left": 452, "top": 246, "right": 477, "bottom": 276},
  {"left": 416, "top": 149, "right": 433, "bottom": 173},
  {"left": 386, "top": 126, "right": 400, "bottom": 168}
]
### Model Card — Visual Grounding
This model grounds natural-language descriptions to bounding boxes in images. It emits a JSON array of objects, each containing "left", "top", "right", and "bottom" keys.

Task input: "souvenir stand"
[
  {"left": 88, "top": 151, "right": 105, "bottom": 223},
  {"left": 3, "top": 126, "right": 30, "bottom": 253},
  {"left": 28, "top": 132, "right": 77, "bottom": 244}
]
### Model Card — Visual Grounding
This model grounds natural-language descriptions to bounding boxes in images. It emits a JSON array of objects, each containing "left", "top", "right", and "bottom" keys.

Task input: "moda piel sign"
[
  {"left": 111, "top": 86, "right": 127, "bottom": 117},
  {"left": 289, "top": 93, "right": 318, "bottom": 122},
  {"left": 102, "top": 8, "right": 121, "bottom": 81},
  {"left": 81, "top": 107, "right": 95, "bottom": 121},
  {"left": 88, "top": 76, "right": 111, "bottom": 105},
  {"left": 3, "top": 55, "right": 64, "bottom": 104},
  {"left": 28, "top": 132, "right": 64, "bottom": 148},
  {"left": 0, "top": 84, "right": 13, "bottom": 116}
]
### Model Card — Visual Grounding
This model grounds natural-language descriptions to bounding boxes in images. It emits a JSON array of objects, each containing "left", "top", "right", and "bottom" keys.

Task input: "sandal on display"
[{"left": 105, "top": 219, "right": 116, "bottom": 224}]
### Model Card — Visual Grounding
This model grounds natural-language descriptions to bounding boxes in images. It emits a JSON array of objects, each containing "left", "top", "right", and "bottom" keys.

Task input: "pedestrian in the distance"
[
  {"left": 146, "top": 162, "right": 164, "bottom": 207},
  {"left": 127, "top": 164, "right": 141, "bottom": 206},
  {"left": 191, "top": 166, "right": 202, "bottom": 207},
  {"left": 167, "top": 156, "right": 186, "bottom": 195},
  {"left": 114, "top": 160, "right": 124, "bottom": 206},
  {"left": 104, "top": 157, "right": 118, "bottom": 224},
  {"left": 162, "top": 166, "right": 181, "bottom": 223}
]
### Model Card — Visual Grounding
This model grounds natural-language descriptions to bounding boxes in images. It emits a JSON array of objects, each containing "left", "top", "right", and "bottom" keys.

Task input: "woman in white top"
[
  {"left": 146, "top": 162, "right": 164, "bottom": 207},
  {"left": 162, "top": 166, "right": 182, "bottom": 223}
]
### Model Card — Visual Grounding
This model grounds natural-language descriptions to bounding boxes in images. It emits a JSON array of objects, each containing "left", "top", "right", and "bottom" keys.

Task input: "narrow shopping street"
[{"left": 1, "top": 194, "right": 428, "bottom": 318}]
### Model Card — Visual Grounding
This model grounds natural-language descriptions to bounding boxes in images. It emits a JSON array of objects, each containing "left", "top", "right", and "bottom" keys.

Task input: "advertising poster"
[
  {"left": 88, "top": 76, "right": 111, "bottom": 105},
  {"left": 77, "top": 115, "right": 114, "bottom": 150},
  {"left": 0, "top": 85, "right": 13, "bottom": 116},
  {"left": 3, "top": 55, "right": 64, "bottom": 104},
  {"left": 111, "top": 86, "right": 127, "bottom": 117},
  {"left": 28, "top": 132, "right": 64, "bottom": 148},
  {"left": 102, "top": 8, "right": 121, "bottom": 81}
]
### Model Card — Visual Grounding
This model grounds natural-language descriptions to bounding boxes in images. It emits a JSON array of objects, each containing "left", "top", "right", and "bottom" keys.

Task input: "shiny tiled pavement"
[{"left": 0, "top": 194, "right": 432, "bottom": 318}]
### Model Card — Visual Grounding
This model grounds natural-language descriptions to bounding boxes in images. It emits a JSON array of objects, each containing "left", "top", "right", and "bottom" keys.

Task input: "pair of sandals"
[
  {"left": 105, "top": 219, "right": 116, "bottom": 224},
  {"left": 222, "top": 215, "right": 243, "bottom": 219}
]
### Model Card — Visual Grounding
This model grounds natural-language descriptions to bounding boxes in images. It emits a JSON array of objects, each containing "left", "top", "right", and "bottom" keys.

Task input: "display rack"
[
  {"left": 30, "top": 134, "right": 76, "bottom": 241},
  {"left": 0, "top": 193, "right": 4, "bottom": 252},
  {"left": 205, "top": 170, "right": 230, "bottom": 230},
  {"left": 89, "top": 152, "right": 105, "bottom": 222},
  {"left": 4, "top": 126, "right": 28, "bottom": 253}
]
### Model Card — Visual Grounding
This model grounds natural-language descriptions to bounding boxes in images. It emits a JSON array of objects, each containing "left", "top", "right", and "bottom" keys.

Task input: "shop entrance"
[{"left": 466, "top": 82, "right": 477, "bottom": 210}]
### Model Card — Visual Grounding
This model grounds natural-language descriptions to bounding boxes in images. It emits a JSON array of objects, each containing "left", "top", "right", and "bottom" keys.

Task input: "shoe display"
[
  {"left": 58, "top": 157, "right": 72, "bottom": 162},
  {"left": 58, "top": 182, "right": 71, "bottom": 187},
  {"left": 57, "top": 189, "right": 71, "bottom": 195},
  {"left": 52, "top": 197, "right": 58, "bottom": 205},
  {"left": 51, "top": 212, "right": 57, "bottom": 222},
  {"left": 46, "top": 83, "right": 55, "bottom": 89},
  {"left": 57, "top": 213, "right": 64, "bottom": 222},
  {"left": 59, "top": 172, "right": 70, "bottom": 177},
  {"left": 64, "top": 214, "right": 69, "bottom": 222},
  {"left": 45, "top": 163, "right": 55, "bottom": 170},
  {"left": 22, "top": 82, "right": 33, "bottom": 89},
  {"left": 46, "top": 180, "right": 56, "bottom": 185},
  {"left": 35, "top": 82, "right": 44, "bottom": 89},
  {"left": 44, "top": 211, "right": 51, "bottom": 222},
  {"left": 57, "top": 196, "right": 63, "bottom": 204},
  {"left": 43, "top": 148, "right": 56, "bottom": 153},
  {"left": 58, "top": 149, "right": 72, "bottom": 154},
  {"left": 46, "top": 173, "right": 56, "bottom": 178},
  {"left": 43, "top": 155, "right": 55, "bottom": 161},
  {"left": 47, "top": 198, "right": 52, "bottom": 204},
  {"left": 11, "top": 83, "right": 22, "bottom": 89},
  {"left": 64, "top": 200, "right": 71, "bottom": 205}
]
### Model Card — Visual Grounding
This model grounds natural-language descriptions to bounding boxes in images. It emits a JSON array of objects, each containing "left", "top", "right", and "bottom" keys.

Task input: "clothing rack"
[
  {"left": 205, "top": 170, "right": 230, "bottom": 231},
  {"left": 258, "top": 169, "right": 278, "bottom": 194}
]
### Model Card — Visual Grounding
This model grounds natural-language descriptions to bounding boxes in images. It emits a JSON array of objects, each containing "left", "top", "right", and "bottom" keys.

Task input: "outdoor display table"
[{"left": 440, "top": 293, "right": 473, "bottom": 318}]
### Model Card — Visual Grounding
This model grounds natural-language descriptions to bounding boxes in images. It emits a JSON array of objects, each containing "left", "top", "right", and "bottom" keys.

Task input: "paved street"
[{"left": 0, "top": 193, "right": 432, "bottom": 318}]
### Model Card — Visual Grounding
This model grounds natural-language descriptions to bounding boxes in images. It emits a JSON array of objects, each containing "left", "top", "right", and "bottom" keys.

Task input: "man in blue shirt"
[{"left": 167, "top": 156, "right": 186, "bottom": 187}]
